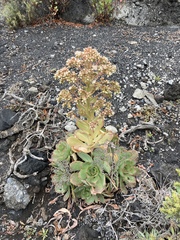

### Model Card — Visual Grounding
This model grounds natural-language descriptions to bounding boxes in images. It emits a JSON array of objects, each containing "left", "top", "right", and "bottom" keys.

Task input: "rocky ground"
[{"left": 0, "top": 4, "right": 180, "bottom": 240}]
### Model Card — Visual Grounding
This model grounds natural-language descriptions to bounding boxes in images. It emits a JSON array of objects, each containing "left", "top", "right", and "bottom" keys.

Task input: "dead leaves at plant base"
[{"left": 47, "top": 208, "right": 78, "bottom": 237}]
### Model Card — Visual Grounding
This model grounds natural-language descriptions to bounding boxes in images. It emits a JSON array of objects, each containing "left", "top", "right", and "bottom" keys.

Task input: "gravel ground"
[{"left": 0, "top": 18, "right": 180, "bottom": 240}]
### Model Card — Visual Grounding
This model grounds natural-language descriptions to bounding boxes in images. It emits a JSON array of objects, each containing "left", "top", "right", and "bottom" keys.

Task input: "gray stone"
[
  {"left": 143, "top": 90, "right": 158, "bottom": 107},
  {"left": 3, "top": 177, "right": 31, "bottom": 210},
  {"left": 105, "top": 125, "right": 118, "bottom": 134},
  {"left": 119, "top": 106, "right": 127, "bottom": 112},
  {"left": 113, "top": 0, "right": 180, "bottom": 26},
  {"left": 113, "top": 1, "right": 149, "bottom": 26},
  {"left": 140, "top": 82, "right": 147, "bottom": 89},
  {"left": 65, "top": 121, "right": 77, "bottom": 132},
  {"left": 28, "top": 86, "right": 38, "bottom": 93},
  {"left": 133, "top": 88, "right": 145, "bottom": 99}
]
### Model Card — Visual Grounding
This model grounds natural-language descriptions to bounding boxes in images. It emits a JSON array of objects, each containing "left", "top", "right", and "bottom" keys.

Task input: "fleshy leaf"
[
  {"left": 78, "top": 163, "right": 90, "bottom": 180},
  {"left": 63, "top": 188, "right": 71, "bottom": 201},
  {"left": 90, "top": 174, "right": 106, "bottom": 194},
  {"left": 70, "top": 161, "right": 83, "bottom": 171},
  {"left": 77, "top": 152, "right": 93, "bottom": 163},
  {"left": 97, "top": 194, "right": 105, "bottom": 203},
  {"left": 119, "top": 178, "right": 127, "bottom": 194},
  {"left": 52, "top": 141, "right": 71, "bottom": 161},
  {"left": 73, "top": 146, "right": 92, "bottom": 153},
  {"left": 103, "top": 161, "right": 111, "bottom": 174},
  {"left": 67, "top": 136, "right": 91, "bottom": 153},
  {"left": 70, "top": 172, "right": 82, "bottom": 186},
  {"left": 75, "top": 130, "right": 92, "bottom": 145},
  {"left": 91, "top": 118, "right": 104, "bottom": 138},
  {"left": 93, "top": 130, "right": 114, "bottom": 145},
  {"left": 76, "top": 119, "right": 90, "bottom": 133},
  {"left": 85, "top": 195, "right": 96, "bottom": 205},
  {"left": 87, "top": 175, "right": 100, "bottom": 185}
]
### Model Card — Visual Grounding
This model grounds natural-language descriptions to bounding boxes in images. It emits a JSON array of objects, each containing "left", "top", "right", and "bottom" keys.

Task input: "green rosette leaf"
[
  {"left": 51, "top": 141, "right": 71, "bottom": 162},
  {"left": 74, "top": 185, "right": 105, "bottom": 205},
  {"left": 90, "top": 173, "right": 106, "bottom": 194},
  {"left": 77, "top": 152, "right": 93, "bottom": 163},
  {"left": 103, "top": 161, "right": 111, "bottom": 174},
  {"left": 86, "top": 165, "right": 100, "bottom": 178},
  {"left": 85, "top": 195, "right": 98, "bottom": 205},
  {"left": 79, "top": 163, "right": 91, "bottom": 180},
  {"left": 63, "top": 188, "right": 71, "bottom": 201},
  {"left": 70, "top": 161, "right": 83, "bottom": 171},
  {"left": 70, "top": 172, "right": 82, "bottom": 186},
  {"left": 74, "top": 185, "right": 92, "bottom": 199}
]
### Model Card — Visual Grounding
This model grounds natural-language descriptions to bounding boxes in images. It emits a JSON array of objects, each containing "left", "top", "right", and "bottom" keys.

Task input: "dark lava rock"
[
  {"left": 0, "top": 138, "right": 12, "bottom": 152},
  {"left": 58, "top": 0, "right": 94, "bottom": 24},
  {"left": 164, "top": 82, "right": 180, "bottom": 100},
  {"left": 154, "top": 94, "right": 164, "bottom": 104},
  {"left": 75, "top": 225, "right": 100, "bottom": 240},
  {"left": 0, "top": 109, "right": 19, "bottom": 131},
  {"left": 17, "top": 150, "right": 48, "bottom": 175}
]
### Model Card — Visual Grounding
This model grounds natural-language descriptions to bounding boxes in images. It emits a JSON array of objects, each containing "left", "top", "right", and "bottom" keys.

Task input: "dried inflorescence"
[{"left": 54, "top": 47, "right": 120, "bottom": 120}]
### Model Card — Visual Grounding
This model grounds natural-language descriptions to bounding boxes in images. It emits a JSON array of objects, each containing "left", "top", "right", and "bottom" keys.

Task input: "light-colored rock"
[
  {"left": 28, "top": 86, "right": 38, "bottom": 93},
  {"left": 3, "top": 177, "right": 31, "bottom": 210},
  {"left": 119, "top": 106, "right": 127, "bottom": 112},
  {"left": 65, "top": 121, "right": 77, "bottom": 132},
  {"left": 134, "top": 105, "right": 142, "bottom": 111},
  {"left": 143, "top": 90, "right": 158, "bottom": 107},
  {"left": 133, "top": 88, "right": 145, "bottom": 99},
  {"left": 105, "top": 125, "right": 118, "bottom": 134},
  {"left": 140, "top": 82, "right": 147, "bottom": 89},
  {"left": 113, "top": 1, "right": 149, "bottom": 26},
  {"left": 83, "top": 14, "right": 95, "bottom": 24},
  {"left": 128, "top": 113, "right": 133, "bottom": 118},
  {"left": 167, "top": 80, "right": 174, "bottom": 85}
]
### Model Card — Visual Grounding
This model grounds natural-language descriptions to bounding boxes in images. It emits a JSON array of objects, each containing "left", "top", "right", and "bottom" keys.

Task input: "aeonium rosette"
[
  {"left": 70, "top": 152, "right": 106, "bottom": 195},
  {"left": 51, "top": 141, "right": 72, "bottom": 162}
]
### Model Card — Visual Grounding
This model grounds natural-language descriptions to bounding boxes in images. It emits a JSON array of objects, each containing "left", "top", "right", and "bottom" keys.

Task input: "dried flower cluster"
[{"left": 54, "top": 47, "right": 120, "bottom": 121}]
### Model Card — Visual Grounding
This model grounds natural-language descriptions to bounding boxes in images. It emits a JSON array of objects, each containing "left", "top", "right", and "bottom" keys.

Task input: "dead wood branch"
[{"left": 119, "top": 121, "right": 161, "bottom": 140}]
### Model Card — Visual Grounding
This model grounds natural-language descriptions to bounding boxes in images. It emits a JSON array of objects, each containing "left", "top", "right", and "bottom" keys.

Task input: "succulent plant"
[
  {"left": 50, "top": 141, "right": 72, "bottom": 201},
  {"left": 51, "top": 163, "right": 71, "bottom": 201},
  {"left": 50, "top": 48, "right": 139, "bottom": 205},
  {"left": 66, "top": 118, "right": 114, "bottom": 153},
  {"left": 70, "top": 152, "right": 106, "bottom": 195},
  {"left": 73, "top": 185, "right": 105, "bottom": 205},
  {"left": 51, "top": 141, "right": 72, "bottom": 162},
  {"left": 50, "top": 142, "right": 139, "bottom": 203},
  {"left": 160, "top": 169, "right": 180, "bottom": 221},
  {"left": 112, "top": 147, "right": 139, "bottom": 194}
]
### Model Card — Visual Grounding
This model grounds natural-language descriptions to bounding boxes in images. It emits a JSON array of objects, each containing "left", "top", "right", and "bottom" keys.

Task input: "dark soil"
[{"left": 0, "top": 16, "right": 180, "bottom": 240}]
